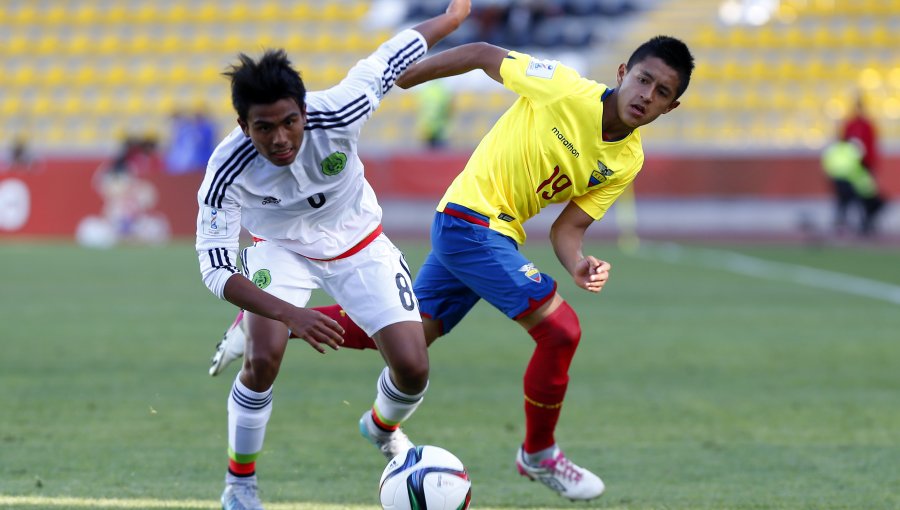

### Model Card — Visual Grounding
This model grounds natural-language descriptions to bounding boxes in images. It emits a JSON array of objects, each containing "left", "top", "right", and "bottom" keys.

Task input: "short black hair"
[
  {"left": 626, "top": 36, "right": 694, "bottom": 99},
  {"left": 224, "top": 49, "right": 307, "bottom": 121}
]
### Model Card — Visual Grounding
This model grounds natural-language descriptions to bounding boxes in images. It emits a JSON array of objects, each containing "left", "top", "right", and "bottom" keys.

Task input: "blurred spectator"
[
  {"left": 841, "top": 93, "right": 878, "bottom": 176},
  {"left": 164, "top": 106, "right": 217, "bottom": 174},
  {"left": 415, "top": 80, "right": 455, "bottom": 149},
  {"left": 2, "top": 134, "right": 36, "bottom": 172},
  {"left": 821, "top": 137, "right": 883, "bottom": 237}
]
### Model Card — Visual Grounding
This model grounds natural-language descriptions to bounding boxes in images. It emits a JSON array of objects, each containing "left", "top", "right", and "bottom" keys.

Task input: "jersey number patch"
[
  {"left": 307, "top": 193, "right": 326, "bottom": 208},
  {"left": 536, "top": 166, "right": 572, "bottom": 200},
  {"left": 395, "top": 254, "right": 416, "bottom": 311}
]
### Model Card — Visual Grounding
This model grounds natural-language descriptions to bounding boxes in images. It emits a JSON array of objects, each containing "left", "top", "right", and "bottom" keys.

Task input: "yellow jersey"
[{"left": 437, "top": 50, "right": 644, "bottom": 244}]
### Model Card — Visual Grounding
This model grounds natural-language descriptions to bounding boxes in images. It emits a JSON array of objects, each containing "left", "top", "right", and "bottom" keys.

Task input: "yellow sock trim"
[{"left": 524, "top": 394, "right": 563, "bottom": 410}]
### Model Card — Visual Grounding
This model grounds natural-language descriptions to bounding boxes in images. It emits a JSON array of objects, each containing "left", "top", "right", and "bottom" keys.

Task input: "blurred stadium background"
[{"left": 1, "top": 0, "right": 898, "bottom": 243}]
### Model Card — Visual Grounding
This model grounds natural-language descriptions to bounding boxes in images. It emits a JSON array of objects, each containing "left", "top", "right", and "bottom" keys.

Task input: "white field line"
[
  {"left": 0, "top": 495, "right": 368, "bottom": 510},
  {"left": 0, "top": 495, "right": 582, "bottom": 510},
  {"left": 638, "top": 242, "right": 900, "bottom": 305}
]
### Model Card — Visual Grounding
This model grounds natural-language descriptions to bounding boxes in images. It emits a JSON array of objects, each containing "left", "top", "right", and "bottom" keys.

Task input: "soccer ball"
[{"left": 379, "top": 445, "right": 472, "bottom": 510}]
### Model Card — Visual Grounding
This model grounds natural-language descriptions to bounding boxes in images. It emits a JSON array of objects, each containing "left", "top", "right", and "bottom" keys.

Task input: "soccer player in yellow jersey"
[
  {"left": 387, "top": 36, "right": 693, "bottom": 500},
  {"left": 209, "top": 35, "right": 694, "bottom": 501}
]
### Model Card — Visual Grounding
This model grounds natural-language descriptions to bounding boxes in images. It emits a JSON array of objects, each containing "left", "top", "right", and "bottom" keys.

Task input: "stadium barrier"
[{"left": 1, "top": 154, "right": 897, "bottom": 239}]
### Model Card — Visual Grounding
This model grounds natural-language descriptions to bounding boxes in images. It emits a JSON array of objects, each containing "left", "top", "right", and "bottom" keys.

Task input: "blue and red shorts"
[{"left": 415, "top": 203, "right": 557, "bottom": 335}]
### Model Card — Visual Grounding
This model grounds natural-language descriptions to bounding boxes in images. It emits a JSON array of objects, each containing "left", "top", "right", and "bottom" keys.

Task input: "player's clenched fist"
[{"left": 574, "top": 256, "right": 611, "bottom": 293}]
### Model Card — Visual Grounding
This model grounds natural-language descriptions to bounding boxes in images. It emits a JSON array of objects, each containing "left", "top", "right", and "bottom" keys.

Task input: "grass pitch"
[{"left": 1, "top": 240, "right": 898, "bottom": 509}]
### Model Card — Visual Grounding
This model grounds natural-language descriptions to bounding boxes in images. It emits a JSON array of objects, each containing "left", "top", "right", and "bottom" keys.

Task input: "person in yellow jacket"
[{"left": 821, "top": 138, "right": 884, "bottom": 236}]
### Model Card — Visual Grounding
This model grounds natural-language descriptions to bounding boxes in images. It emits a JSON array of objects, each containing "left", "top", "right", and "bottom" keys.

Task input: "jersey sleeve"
[
  {"left": 499, "top": 50, "right": 584, "bottom": 107},
  {"left": 307, "top": 29, "right": 428, "bottom": 136},
  {"left": 195, "top": 135, "right": 248, "bottom": 299},
  {"left": 570, "top": 156, "right": 644, "bottom": 221}
]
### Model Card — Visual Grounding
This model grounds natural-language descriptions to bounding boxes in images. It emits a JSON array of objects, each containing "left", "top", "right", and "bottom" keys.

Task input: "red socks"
[
  {"left": 306, "top": 304, "right": 377, "bottom": 350},
  {"left": 522, "top": 301, "right": 581, "bottom": 453}
]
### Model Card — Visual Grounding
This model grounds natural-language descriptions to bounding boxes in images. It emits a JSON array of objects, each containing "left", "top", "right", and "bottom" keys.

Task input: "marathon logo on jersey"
[
  {"left": 526, "top": 58, "right": 558, "bottom": 79},
  {"left": 551, "top": 127, "right": 580, "bottom": 158},
  {"left": 589, "top": 160, "right": 615, "bottom": 187},
  {"left": 518, "top": 263, "right": 542, "bottom": 283},
  {"left": 203, "top": 206, "right": 227, "bottom": 237}
]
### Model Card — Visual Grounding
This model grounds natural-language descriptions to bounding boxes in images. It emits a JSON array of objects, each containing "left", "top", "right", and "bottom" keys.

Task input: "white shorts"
[{"left": 240, "top": 234, "right": 420, "bottom": 336}]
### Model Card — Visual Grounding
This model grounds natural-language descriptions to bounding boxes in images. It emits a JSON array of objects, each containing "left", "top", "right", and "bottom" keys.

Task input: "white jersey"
[{"left": 196, "top": 29, "right": 428, "bottom": 298}]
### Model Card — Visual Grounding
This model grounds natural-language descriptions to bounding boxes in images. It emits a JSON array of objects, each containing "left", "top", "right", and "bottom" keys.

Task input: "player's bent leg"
[
  {"left": 221, "top": 313, "right": 288, "bottom": 509},
  {"left": 360, "top": 321, "right": 429, "bottom": 460},
  {"left": 210, "top": 310, "right": 247, "bottom": 376},
  {"left": 514, "top": 295, "right": 604, "bottom": 500},
  {"left": 240, "top": 312, "right": 290, "bottom": 390},
  {"left": 374, "top": 321, "right": 429, "bottom": 392}
]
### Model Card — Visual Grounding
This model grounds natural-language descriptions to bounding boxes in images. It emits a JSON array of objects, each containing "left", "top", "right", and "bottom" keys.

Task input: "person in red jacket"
[{"left": 841, "top": 94, "right": 878, "bottom": 175}]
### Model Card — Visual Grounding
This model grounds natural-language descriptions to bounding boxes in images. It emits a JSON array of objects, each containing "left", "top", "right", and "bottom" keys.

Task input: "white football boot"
[
  {"left": 359, "top": 411, "right": 415, "bottom": 460},
  {"left": 221, "top": 473, "right": 263, "bottom": 510},
  {"left": 209, "top": 311, "right": 247, "bottom": 376},
  {"left": 515, "top": 446, "right": 605, "bottom": 501}
]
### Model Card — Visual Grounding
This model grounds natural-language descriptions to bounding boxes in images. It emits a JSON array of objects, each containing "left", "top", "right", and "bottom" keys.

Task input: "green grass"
[{"left": 1, "top": 241, "right": 898, "bottom": 509}]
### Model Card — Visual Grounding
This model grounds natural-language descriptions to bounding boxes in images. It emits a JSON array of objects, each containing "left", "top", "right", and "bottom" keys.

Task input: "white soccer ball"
[{"left": 379, "top": 445, "right": 472, "bottom": 510}]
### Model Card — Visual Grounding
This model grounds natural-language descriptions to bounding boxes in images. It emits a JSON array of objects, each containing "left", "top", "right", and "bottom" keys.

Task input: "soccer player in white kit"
[{"left": 195, "top": 3, "right": 471, "bottom": 509}]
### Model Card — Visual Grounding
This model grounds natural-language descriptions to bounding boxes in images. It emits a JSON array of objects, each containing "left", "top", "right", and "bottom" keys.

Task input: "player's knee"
[
  {"left": 389, "top": 358, "right": 430, "bottom": 394},
  {"left": 242, "top": 353, "right": 282, "bottom": 388},
  {"left": 535, "top": 301, "right": 582, "bottom": 349}
]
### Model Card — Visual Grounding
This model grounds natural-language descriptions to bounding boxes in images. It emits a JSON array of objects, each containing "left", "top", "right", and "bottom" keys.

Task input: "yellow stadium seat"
[
  {"left": 289, "top": 2, "right": 314, "bottom": 21},
  {"left": 195, "top": 2, "right": 222, "bottom": 23},
  {"left": 839, "top": 24, "right": 864, "bottom": 47},
  {"left": 756, "top": 26, "right": 779, "bottom": 49},
  {"left": 163, "top": 3, "right": 189, "bottom": 23},
  {"left": 102, "top": 3, "right": 128, "bottom": 24},
  {"left": 10, "top": 66, "right": 36, "bottom": 87},
  {"left": 93, "top": 95, "right": 115, "bottom": 116},
  {"left": 11, "top": 4, "right": 38, "bottom": 24},
  {"left": 43, "top": 4, "right": 68, "bottom": 24},
  {"left": 128, "top": 32, "right": 154, "bottom": 55},
  {"left": 71, "top": 3, "right": 100, "bottom": 25},
  {"left": 34, "top": 36, "right": 61, "bottom": 57},
  {"left": 73, "top": 123, "right": 100, "bottom": 146},
  {"left": 0, "top": 96, "right": 21, "bottom": 116},
  {"left": 60, "top": 94, "right": 83, "bottom": 116},
  {"left": 132, "top": 3, "right": 158, "bottom": 24},
  {"left": 257, "top": 2, "right": 281, "bottom": 22},
  {"left": 693, "top": 26, "right": 718, "bottom": 49},
  {"left": 225, "top": 3, "right": 252, "bottom": 23},
  {"left": 96, "top": 33, "right": 121, "bottom": 56},
  {"left": 104, "top": 65, "right": 128, "bottom": 87}
]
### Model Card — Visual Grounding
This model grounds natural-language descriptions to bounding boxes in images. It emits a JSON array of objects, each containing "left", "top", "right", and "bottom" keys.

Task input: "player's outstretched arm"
[
  {"left": 550, "top": 202, "right": 611, "bottom": 294},
  {"left": 396, "top": 42, "right": 507, "bottom": 89},
  {"left": 410, "top": 0, "right": 472, "bottom": 49}
]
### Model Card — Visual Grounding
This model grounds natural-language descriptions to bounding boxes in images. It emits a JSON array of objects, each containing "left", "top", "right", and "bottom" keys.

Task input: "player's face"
[
  {"left": 239, "top": 98, "right": 306, "bottom": 167},
  {"left": 615, "top": 56, "right": 681, "bottom": 128}
]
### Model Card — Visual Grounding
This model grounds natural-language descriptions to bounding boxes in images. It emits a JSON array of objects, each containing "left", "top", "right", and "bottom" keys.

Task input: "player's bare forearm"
[
  {"left": 397, "top": 42, "right": 507, "bottom": 89},
  {"left": 551, "top": 202, "right": 611, "bottom": 293},
  {"left": 222, "top": 274, "right": 292, "bottom": 322},
  {"left": 410, "top": 0, "right": 471, "bottom": 49},
  {"left": 222, "top": 274, "right": 344, "bottom": 352}
]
